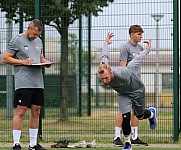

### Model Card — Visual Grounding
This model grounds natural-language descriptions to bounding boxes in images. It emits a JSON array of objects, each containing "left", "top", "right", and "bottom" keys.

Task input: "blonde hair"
[{"left": 98, "top": 63, "right": 111, "bottom": 75}]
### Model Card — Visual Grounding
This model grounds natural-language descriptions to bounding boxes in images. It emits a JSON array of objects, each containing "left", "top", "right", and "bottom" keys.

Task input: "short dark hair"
[
  {"left": 29, "top": 19, "right": 43, "bottom": 31},
  {"left": 129, "top": 25, "right": 144, "bottom": 35}
]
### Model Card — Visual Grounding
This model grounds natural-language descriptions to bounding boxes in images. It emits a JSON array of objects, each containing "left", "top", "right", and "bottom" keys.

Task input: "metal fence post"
[
  {"left": 173, "top": 0, "right": 179, "bottom": 142},
  {"left": 6, "top": 18, "right": 13, "bottom": 119},
  {"left": 78, "top": 15, "right": 82, "bottom": 117},
  {"left": 87, "top": 13, "right": 91, "bottom": 116},
  {"left": 34, "top": 0, "right": 43, "bottom": 140}
]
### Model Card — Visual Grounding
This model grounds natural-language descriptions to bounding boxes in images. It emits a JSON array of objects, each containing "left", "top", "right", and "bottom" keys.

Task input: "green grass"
[
  {"left": 0, "top": 147, "right": 181, "bottom": 150},
  {"left": 0, "top": 107, "right": 180, "bottom": 144}
]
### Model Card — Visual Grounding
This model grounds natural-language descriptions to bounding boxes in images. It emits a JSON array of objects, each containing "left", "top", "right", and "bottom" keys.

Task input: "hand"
[
  {"left": 44, "top": 60, "right": 52, "bottom": 68},
  {"left": 23, "top": 58, "right": 34, "bottom": 65},
  {"left": 105, "top": 32, "right": 114, "bottom": 45},
  {"left": 143, "top": 40, "right": 151, "bottom": 49}
]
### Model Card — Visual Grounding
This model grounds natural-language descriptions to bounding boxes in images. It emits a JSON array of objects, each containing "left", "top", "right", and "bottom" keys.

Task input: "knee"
[
  {"left": 136, "top": 109, "right": 151, "bottom": 120},
  {"left": 15, "top": 107, "right": 27, "bottom": 118},
  {"left": 122, "top": 112, "right": 131, "bottom": 135},
  {"left": 31, "top": 106, "right": 41, "bottom": 118},
  {"left": 136, "top": 113, "right": 144, "bottom": 120}
]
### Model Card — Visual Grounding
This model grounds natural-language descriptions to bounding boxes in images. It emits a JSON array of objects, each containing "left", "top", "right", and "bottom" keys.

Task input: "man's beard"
[{"left": 27, "top": 35, "right": 34, "bottom": 41}]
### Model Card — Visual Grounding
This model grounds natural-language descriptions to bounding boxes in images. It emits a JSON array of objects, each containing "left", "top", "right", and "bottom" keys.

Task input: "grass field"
[
  {"left": 0, "top": 147, "right": 181, "bottom": 150},
  {"left": 0, "top": 106, "right": 179, "bottom": 145}
]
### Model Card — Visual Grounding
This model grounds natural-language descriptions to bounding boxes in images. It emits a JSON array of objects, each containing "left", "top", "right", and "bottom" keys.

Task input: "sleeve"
[
  {"left": 112, "top": 66, "right": 132, "bottom": 79},
  {"left": 127, "top": 48, "right": 151, "bottom": 70},
  {"left": 119, "top": 43, "right": 129, "bottom": 62},
  {"left": 38, "top": 38, "right": 43, "bottom": 54},
  {"left": 100, "top": 43, "right": 109, "bottom": 64},
  {"left": 6, "top": 36, "right": 19, "bottom": 55}
]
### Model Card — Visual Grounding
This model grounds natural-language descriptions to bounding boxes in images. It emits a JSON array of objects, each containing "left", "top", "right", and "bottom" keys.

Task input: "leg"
[
  {"left": 29, "top": 104, "right": 41, "bottom": 129},
  {"left": 28, "top": 89, "right": 46, "bottom": 150},
  {"left": 136, "top": 108, "right": 157, "bottom": 129},
  {"left": 131, "top": 110, "right": 148, "bottom": 146},
  {"left": 131, "top": 111, "right": 138, "bottom": 140},
  {"left": 113, "top": 94, "right": 132, "bottom": 146},
  {"left": 13, "top": 105, "right": 27, "bottom": 149},
  {"left": 29, "top": 104, "right": 41, "bottom": 147},
  {"left": 113, "top": 112, "right": 123, "bottom": 146},
  {"left": 122, "top": 112, "right": 132, "bottom": 150},
  {"left": 132, "top": 96, "right": 157, "bottom": 130},
  {"left": 13, "top": 106, "right": 27, "bottom": 130},
  {"left": 117, "top": 95, "right": 132, "bottom": 150}
]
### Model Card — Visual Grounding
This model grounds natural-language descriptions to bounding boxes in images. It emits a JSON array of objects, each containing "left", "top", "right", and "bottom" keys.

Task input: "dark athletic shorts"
[{"left": 14, "top": 88, "right": 44, "bottom": 108}]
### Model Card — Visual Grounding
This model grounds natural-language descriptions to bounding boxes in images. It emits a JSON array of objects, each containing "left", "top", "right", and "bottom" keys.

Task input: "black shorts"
[{"left": 14, "top": 88, "right": 44, "bottom": 108}]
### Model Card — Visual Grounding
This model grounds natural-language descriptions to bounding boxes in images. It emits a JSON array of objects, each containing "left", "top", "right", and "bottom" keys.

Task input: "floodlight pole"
[{"left": 151, "top": 14, "right": 164, "bottom": 109}]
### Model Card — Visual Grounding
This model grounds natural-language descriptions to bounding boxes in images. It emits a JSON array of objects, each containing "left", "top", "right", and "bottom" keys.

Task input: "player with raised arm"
[{"left": 98, "top": 33, "right": 157, "bottom": 150}]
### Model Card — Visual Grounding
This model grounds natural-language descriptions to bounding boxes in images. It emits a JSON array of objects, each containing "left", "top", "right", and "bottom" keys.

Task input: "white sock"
[
  {"left": 131, "top": 126, "right": 138, "bottom": 140},
  {"left": 149, "top": 112, "right": 154, "bottom": 119},
  {"left": 124, "top": 135, "right": 131, "bottom": 143},
  {"left": 29, "top": 128, "right": 38, "bottom": 147},
  {"left": 13, "top": 130, "right": 21, "bottom": 146},
  {"left": 114, "top": 127, "right": 121, "bottom": 139}
]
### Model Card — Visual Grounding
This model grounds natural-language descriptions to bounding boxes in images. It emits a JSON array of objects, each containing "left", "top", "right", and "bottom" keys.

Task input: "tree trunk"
[{"left": 60, "top": 25, "right": 69, "bottom": 119}]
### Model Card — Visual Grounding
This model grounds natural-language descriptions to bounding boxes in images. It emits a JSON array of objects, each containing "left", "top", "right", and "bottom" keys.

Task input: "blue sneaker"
[
  {"left": 149, "top": 107, "right": 157, "bottom": 129},
  {"left": 122, "top": 142, "right": 132, "bottom": 150}
]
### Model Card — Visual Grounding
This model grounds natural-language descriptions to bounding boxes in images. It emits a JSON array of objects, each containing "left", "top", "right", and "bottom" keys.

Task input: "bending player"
[{"left": 98, "top": 32, "right": 157, "bottom": 150}]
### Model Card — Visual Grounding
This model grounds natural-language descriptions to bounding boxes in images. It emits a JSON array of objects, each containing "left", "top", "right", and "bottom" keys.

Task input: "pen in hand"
[
  {"left": 17, "top": 53, "right": 34, "bottom": 65},
  {"left": 25, "top": 58, "right": 34, "bottom": 65}
]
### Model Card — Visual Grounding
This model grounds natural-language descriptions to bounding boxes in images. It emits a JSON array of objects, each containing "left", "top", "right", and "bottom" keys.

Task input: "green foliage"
[{"left": 0, "top": 0, "right": 114, "bottom": 31}]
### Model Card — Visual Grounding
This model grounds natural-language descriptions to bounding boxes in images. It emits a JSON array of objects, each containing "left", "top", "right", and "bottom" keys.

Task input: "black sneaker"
[
  {"left": 113, "top": 137, "right": 124, "bottom": 146},
  {"left": 51, "top": 140, "right": 70, "bottom": 148},
  {"left": 12, "top": 143, "right": 21, "bottom": 150},
  {"left": 28, "top": 143, "right": 47, "bottom": 150},
  {"left": 131, "top": 137, "right": 148, "bottom": 146}
]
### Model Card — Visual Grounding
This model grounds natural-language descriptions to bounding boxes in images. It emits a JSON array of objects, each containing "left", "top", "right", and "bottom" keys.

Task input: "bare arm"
[
  {"left": 100, "top": 32, "right": 114, "bottom": 64},
  {"left": 2, "top": 51, "right": 34, "bottom": 65},
  {"left": 40, "top": 54, "right": 52, "bottom": 68},
  {"left": 119, "top": 60, "right": 127, "bottom": 67}
]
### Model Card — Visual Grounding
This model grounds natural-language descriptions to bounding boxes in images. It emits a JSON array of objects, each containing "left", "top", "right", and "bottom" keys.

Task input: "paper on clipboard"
[{"left": 31, "top": 62, "right": 54, "bottom": 66}]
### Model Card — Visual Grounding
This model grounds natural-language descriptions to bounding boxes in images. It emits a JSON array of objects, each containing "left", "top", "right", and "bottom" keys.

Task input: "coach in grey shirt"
[{"left": 2, "top": 19, "right": 50, "bottom": 150}]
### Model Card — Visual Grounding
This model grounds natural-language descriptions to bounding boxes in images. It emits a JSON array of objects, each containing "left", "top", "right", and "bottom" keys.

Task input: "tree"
[{"left": 0, "top": 0, "right": 114, "bottom": 119}]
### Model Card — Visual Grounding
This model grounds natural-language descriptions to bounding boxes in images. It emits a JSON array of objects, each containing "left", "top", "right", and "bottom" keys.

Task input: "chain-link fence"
[{"left": 0, "top": 0, "right": 180, "bottom": 143}]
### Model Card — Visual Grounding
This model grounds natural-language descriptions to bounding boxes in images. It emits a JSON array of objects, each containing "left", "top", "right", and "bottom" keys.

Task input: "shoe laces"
[
  {"left": 116, "top": 137, "right": 121, "bottom": 140},
  {"left": 149, "top": 117, "right": 155, "bottom": 124},
  {"left": 124, "top": 142, "right": 131, "bottom": 149},
  {"left": 136, "top": 137, "right": 141, "bottom": 142}
]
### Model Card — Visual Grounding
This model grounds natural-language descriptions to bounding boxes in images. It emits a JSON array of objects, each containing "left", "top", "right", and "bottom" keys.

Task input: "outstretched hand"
[
  {"left": 143, "top": 40, "right": 151, "bottom": 49},
  {"left": 105, "top": 32, "right": 114, "bottom": 45}
]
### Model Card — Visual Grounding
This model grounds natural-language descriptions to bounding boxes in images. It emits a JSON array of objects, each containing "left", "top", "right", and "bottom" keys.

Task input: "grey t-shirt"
[
  {"left": 101, "top": 43, "right": 150, "bottom": 101},
  {"left": 119, "top": 41, "right": 143, "bottom": 78},
  {"left": 6, "top": 34, "right": 44, "bottom": 90}
]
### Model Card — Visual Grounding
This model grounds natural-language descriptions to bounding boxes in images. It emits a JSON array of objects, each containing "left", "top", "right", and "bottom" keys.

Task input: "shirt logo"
[
  {"left": 24, "top": 46, "right": 28, "bottom": 50},
  {"left": 36, "top": 46, "right": 41, "bottom": 50},
  {"left": 18, "top": 100, "right": 22, "bottom": 103}
]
